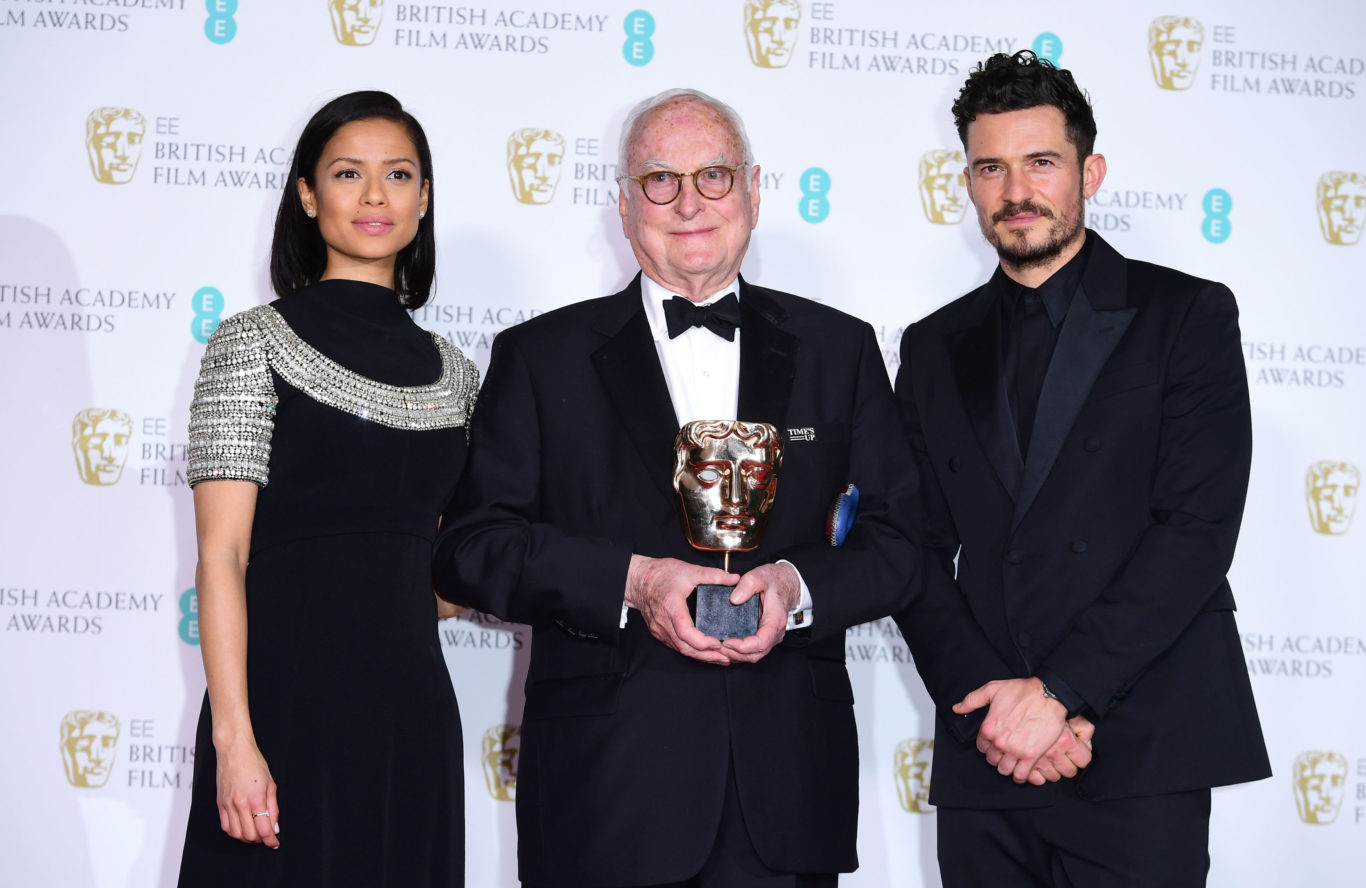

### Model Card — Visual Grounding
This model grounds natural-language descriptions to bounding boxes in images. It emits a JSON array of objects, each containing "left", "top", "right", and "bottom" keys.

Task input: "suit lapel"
[
  {"left": 591, "top": 275, "right": 681, "bottom": 504},
  {"left": 736, "top": 278, "right": 797, "bottom": 427},
  {"left": 946, "top": 284, "right": 1022, "bottom": 500},
  {"left": 1013, "top": 234, "right": 1137, "bottom": 530}
]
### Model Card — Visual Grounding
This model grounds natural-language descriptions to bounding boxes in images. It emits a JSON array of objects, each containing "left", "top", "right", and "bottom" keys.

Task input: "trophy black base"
[{"left": 690, "top": 584, "right": 760, "bottom": 640}]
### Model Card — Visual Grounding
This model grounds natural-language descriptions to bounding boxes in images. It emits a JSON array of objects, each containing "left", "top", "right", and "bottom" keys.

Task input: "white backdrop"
[{"left": 2, "top": 1, "right": 1364, "bottom": 885}]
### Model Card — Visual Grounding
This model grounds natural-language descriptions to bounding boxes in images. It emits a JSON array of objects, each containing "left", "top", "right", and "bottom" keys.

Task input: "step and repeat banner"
[{"left": 2, "top": 2, "right": 1364, "bottom": 885}]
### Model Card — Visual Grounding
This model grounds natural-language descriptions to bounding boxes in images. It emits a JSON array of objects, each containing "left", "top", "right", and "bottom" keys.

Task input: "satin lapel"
[
  {"left": 1013, "top": 285, "right": 1136, "bottom": 530},
  {"left": 736, "top": 282, "right": 797, "bottom": 427},
  {"left": 946, "top": 301, "right": 1022, "bottom": 501},
  {"left": 591, "top": 281, "right": 681, "bottom": 505}
]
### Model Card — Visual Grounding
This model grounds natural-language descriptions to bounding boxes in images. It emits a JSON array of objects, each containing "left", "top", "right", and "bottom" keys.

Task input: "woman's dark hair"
[
  {"left": 952, "top": 51, "right": 1097, "bottom": 161},
  {"left": 270, "top": 90, "right": 436, "bottom": 307}
]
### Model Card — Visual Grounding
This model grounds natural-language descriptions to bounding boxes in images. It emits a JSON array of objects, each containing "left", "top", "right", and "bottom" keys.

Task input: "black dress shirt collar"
[{"left": 997, "top": 231, "right": 1095, "bottom": 327}]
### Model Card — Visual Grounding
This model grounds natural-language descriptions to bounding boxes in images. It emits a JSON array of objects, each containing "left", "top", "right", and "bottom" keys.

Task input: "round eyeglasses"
[{"left": 620, "top": 164, "right": 744, "bottom": 205}]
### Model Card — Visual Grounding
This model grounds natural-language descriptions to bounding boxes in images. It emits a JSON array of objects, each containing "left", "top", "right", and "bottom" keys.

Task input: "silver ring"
[{"left": 252, "top": 811, "right": 270, "bottom": 817}]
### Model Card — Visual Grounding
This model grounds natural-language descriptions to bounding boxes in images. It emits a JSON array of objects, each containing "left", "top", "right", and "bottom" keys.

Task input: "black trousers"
[
  {"left": 527, "top": 757, "right": 838, "bottom": 888},
  {"left": 937, "top": 788, "right": 1211, "bottom": 888}
]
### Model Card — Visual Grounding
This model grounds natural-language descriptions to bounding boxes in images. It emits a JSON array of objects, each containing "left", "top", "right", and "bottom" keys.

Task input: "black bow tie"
[{"left": 663, "top": 293, "right": 741, "bottom": 341}]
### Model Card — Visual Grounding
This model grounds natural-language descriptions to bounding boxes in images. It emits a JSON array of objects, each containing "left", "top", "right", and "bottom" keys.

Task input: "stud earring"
[
  {"left": 305, "top": 209, "right": 316, "bottom": 218},
  {"left": 419, "top": 211, "right": 426, "bottom": 219}
]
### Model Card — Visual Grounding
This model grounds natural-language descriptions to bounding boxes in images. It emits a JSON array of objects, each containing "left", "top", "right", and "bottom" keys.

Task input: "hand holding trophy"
[{"left": 672, "top": 420, "right": 785, "bottom": 639}]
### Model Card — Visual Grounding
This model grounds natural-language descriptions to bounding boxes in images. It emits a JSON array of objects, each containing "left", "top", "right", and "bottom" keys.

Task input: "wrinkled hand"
[
  {"left": 626, "top": 554, "right": 734, "bottom": 665},
  {"left": 953, "top": 677, "right": 1069, "bottom": 784},
  {"left": 1025, "top": 714, "right": 1096, "bottom": 785},
  {"left": 215, "top": 737, "right": 280, "bottom": 848},
  {"left": 722, "top": 562, "right": 801, "bottom": 664}
]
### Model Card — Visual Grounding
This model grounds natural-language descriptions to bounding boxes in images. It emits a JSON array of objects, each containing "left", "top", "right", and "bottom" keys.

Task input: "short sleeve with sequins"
[{"left": 186, "top": 307, "right": 279, "bottom": 487}]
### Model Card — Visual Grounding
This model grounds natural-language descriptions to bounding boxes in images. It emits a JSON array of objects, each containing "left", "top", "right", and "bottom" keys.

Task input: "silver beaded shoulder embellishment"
[
  {"left": 254, "top": 305, "right": 477, "bottom": 432},
  {"left": 187, "top": 309, "right": 279, "bottom": 487}
]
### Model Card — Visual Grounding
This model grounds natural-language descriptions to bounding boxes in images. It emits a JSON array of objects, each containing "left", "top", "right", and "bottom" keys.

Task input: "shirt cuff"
[{"left": 778, "top": 559, "right": 814, "bottom": 630}]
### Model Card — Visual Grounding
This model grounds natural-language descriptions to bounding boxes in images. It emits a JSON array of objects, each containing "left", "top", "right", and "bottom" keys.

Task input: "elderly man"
[
  {"left": 895, "top": 51, "right": 1269, "bottom": 887},
  {"left": 436, "top": 88, "right": 917, "bottom": 887}
]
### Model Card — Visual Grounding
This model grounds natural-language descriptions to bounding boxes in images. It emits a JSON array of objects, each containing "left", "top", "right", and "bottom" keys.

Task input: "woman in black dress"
[{"left": 178, "top": 91, "right": 475, "bottom": 886}]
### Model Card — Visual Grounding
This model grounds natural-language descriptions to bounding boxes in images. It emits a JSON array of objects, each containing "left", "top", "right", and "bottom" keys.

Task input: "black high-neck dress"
[{"left": 178, "top": 279, "right": 476, "bottom": 886}]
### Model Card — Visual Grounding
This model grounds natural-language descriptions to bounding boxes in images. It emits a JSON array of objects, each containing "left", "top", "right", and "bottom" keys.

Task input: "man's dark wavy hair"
[
  {"left": 270, "top": 90, "right": 436, "bottom": 307},
  {"left": 952, "top": 51, "right": 1097, "bottom": 160}
]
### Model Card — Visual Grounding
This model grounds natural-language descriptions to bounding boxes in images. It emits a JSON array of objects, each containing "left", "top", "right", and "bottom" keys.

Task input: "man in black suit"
[
  {"left": 895, "top": 51, "right": 1271, "bottom": 886},
  {"left": 435, "top": 88, "right": 918, "bottom": 888}
]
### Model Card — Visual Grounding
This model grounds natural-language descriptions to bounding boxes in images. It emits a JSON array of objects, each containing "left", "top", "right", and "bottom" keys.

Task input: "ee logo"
[
  {"left": 623, "top": 10, "right": 654, "bottom": 66},
  {"left": 204, "top": 0, "right": 237, "bottom": 44},
  {"left": 179, "top": 587, "right": 199, "bottom": 645},
  {"left": 799, "top": 168, "right": 831, "bottom": 223},
  {"left": 192, "top": 286, "right": 224, "bottom": 344},
  {"left": 1202, "top": 188, "right": 1232, "bottom": 244},
  {"left": 1032, "top": 32, "right": 1063, "bottom": 64}
]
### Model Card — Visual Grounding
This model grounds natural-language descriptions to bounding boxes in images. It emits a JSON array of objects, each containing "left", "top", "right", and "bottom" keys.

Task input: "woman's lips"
[{"left": 353, "top": 215, "right": 395, "bottom": 235}]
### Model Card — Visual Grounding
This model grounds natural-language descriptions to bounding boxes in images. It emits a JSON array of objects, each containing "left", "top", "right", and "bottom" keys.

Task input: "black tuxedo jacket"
[
  {"left": 894, "top": 232, "right": 1270, "bottom": 809},
  {"left": 435, "top": 274, "right": 918, "bottom": 884}
]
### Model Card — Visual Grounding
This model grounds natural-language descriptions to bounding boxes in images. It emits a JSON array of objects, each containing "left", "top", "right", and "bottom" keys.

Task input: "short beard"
[{"left": 985, "top": 197, "right": 1085, "bottom": 270}]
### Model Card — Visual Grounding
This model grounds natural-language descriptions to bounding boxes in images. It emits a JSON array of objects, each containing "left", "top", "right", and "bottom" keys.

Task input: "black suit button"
[
  {"left": 1083, "top": 437, "right": 1102, "bottom": 452},
  {"left": 1071, "top": 539, "right": 1088, "bottom": 553},
  {"left": 1006, "top": 549, "right": 1023, "bottom": 564},
  {"left": 1017, "top": 631, "right": 1032, "bottom": 648},
  {"left": 948, "top": 456, "right": 961, "bottom": 472}
]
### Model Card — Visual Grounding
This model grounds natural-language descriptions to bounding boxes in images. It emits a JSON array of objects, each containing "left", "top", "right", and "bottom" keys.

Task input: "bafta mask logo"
[
  {"left": 1293, "top": 750, "right": 1349, "bottom": 825},
  {"left": 1305, "top": 460, "right": 1360, "bottom": 535},
  {"left": 673, "top": 420, "right": 784, "bottom": 554},
  {"left": 506, "top": 129, "right": 566, "bottom": 205},
  {"left": 894, "top": 738, "right": 935, "bottom": 813},
  {"left": 85, "top": 108, "right": 146, "bottom": 185},
  {"left": 744, "top": 0, "right": 801, "bottom": 69},
  {"left": 1148, "top": 16, "right": 1204, "bottom": 90},
  {"left": 918, "top": 150, "right": 969, "bottom": 225},
  {"left": 1316, "top": 171, "right": 1366, "bottom": 246},
  {"left": 60, "top": 710, "right": 121, "bottom": 788},
  {"left": 329, "top": 0, "right": 384, "bottom": 46},
  {"left": 72, "top": 408, "right": 133, "bottom": 486},
  {"left": 482, "top": 724, "right": 521, "bottom": 801}
]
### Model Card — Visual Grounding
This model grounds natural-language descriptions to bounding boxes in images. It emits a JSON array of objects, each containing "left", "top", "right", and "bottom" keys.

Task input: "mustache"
[{"left": 992, "top": 200, "right": 1054, "bottom": 224}]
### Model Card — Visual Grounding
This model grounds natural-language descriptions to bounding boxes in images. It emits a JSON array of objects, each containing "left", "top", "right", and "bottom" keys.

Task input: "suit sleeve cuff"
[
  {"left": 1035, "top": 667, "right": 1087, "bottom": 719},
  {"left": 946, "top": 708, "right": 986, "bottom": 744}
]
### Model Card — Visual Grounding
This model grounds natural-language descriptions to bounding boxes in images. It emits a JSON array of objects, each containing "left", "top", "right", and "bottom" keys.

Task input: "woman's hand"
[
  {"left": 436, "top": 591, "right": 464, "bottom": 620},
  {"left": 215, "top": 738, "right": 280, "bottom": 848}
]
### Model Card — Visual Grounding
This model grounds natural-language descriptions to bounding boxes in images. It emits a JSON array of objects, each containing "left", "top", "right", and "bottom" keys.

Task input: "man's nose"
[
  {"left": 1001, "top": 169, "right": 1031, "bottom": 203},
  {"left": 674, "top": 176, "right": 705, "bottom": 216}
]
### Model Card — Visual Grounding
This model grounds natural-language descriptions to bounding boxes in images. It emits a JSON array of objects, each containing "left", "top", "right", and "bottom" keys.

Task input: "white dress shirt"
[{"left": 623, "top": 275, "right": 814, "bottom": 630}]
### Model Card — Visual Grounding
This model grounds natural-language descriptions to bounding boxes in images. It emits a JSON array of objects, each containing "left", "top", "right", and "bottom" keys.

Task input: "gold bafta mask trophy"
[
  {"left": 506, "top": 128, "right": 566, "bottom": 205},
  {"left": 893, "top": 738, "right": 935, "bottom": 813},
  {"left": 1292, "top": 750, "right": 1349, "bottom": 824},
  {"left": 672, "top": 420, "right": 784, "bottom": 639},
  {"left": 72, "top": 407, "right": 133, "bottom": 486},
  {"left": 1148, "top": 16, "right": 1204, "bottom": 91},
  {"left": 1316, "top": 171, "right": 1366, "bottom": 246},
  {"left": 481, "top": 724, "right": 520, "bottom": 801},
  {"left": 743, "top": 0, "right": 802, "bottom": 69},
  {"left": 85, "top": 108, "right": 146, "bottom": 185},
  {"left": 918, "top": 149, "right": 969, "bottom": 225},
  {"left": 60, "top": 710, "right": 121, "bottom": 788}
]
